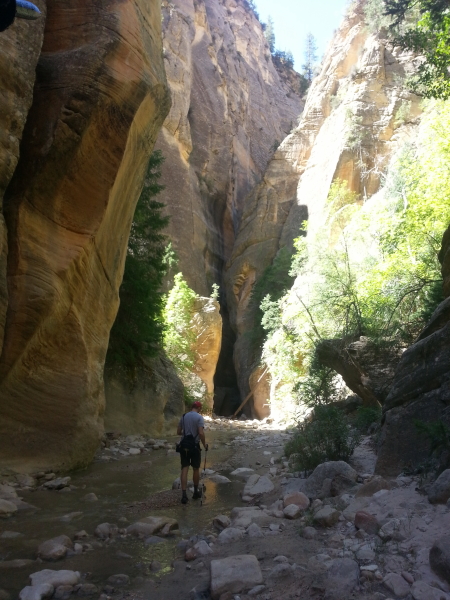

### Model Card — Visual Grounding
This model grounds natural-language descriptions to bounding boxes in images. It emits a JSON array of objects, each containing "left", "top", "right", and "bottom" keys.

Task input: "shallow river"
[{"left": 0, "top": 428, "right": 246, "bottom": 596}]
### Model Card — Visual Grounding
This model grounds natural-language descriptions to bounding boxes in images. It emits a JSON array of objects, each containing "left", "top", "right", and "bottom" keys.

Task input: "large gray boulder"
[
  {"left": 283, "top": 461, "right": 357, "bottom": 499},
  {"left": 19, "top": 586, "right": 53, "bottom": 600},
  {"left": 243, "top": 474, "right": 274, "bottom": 497},
  {"left": 126, "top": 516, "right": 178, "bottom": 538},
  {"left": 37, "top": 536, "right": 73, "bottom": 561},
  {"left": 210, "top": 555, "right": 263, "bottom": 599},
  {"left": 430, "top": 537, "right": 450, "bottom": 583},
  {"left": 428, "top": 469, "right": 450, "bottom": 504},
  {"left": 30, "top": 570, "right": 80, "bottom": 587}
]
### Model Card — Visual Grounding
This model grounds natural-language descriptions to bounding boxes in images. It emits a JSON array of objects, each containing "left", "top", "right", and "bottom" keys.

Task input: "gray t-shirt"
[{"left": 179, "top": 411, "right": 205, "bottom": 444}]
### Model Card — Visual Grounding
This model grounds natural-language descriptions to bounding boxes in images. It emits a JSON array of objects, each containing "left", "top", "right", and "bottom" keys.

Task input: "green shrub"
[
  {"left": 415, "top": 419, "right": 450, "bottom": 472},
  {"left": 285, "top": 405, "right": 360, "bottom": 473},
  {"left": 355, "top": 406, "right": 382, "bottom": 433}
]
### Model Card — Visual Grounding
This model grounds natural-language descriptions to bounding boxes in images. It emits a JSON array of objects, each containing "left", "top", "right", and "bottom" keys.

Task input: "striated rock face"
[
  {"left": 376, "top": 226, "right": 450, "bottom": 476},
  {"left": 0, "top": 0, "right": 46, "bottom": 357},
  {"left": 104, "top": 356, "right": 184, "bottom": 437},
  {"left": 157, "top": 0, "right": 303, "bottom": 295},
  {"left": 225, "top": 3, "right": 421, "bottom": 413},
  {"left": 0, "top": 0, "right": 171, "bottom": 472},
  {"left": 191, "top": 297, "right": 222, "bottom": 410}
]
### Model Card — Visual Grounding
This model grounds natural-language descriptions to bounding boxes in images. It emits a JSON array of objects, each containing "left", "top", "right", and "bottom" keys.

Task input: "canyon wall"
[
  {"left": 225, "top": 3, "right": 421, "bottom": 412},
  {"left": 0, "top": 0, "right": 170, "bottom": 472}
]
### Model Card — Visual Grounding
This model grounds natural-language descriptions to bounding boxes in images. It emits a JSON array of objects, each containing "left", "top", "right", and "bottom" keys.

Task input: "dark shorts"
[{"left": 180, "top": 445, "right": 201, "bottom": 469}]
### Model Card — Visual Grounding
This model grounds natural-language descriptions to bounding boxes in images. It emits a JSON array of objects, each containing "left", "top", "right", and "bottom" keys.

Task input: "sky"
[{"left": 253, "top": 0, "right": 350, "bottom": 71}]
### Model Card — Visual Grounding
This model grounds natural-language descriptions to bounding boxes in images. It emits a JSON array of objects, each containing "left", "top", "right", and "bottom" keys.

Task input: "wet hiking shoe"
[
  {"left": 181, "top": 495, "right": 188, "bottom": 504},
  {"left": 192, "top": 489, "right": 202, "bottom": 500}
]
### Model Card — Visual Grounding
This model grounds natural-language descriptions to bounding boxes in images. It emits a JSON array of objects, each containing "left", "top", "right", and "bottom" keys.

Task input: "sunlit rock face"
[
  {"left": 225, "top": 2, "right": 422, "bottom": 415},
  {"left": 0, "top": 0, "right": 170, "bottom": 472},
  {"left": 376, "top": 227, "right": 450, "bottom": 476},
  {"left": 156, "top": 0, "right": 304, "bottom": 294}
]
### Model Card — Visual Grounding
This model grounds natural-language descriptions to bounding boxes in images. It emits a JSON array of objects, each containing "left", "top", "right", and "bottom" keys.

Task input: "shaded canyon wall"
[{"left": 0, "top": 0, "right": 171, "bottom": 472}]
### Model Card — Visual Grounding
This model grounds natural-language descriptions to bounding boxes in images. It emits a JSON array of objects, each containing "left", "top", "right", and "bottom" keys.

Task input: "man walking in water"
[{"left": 177, "top": 401, "right": 208, "bottom": 504}]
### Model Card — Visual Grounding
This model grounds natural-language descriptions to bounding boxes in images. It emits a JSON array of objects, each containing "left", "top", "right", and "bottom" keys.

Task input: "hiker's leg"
[
  {"left": 193, "top": 468, "right": 200, "bottom": 488},
  {"left": 181, "top": 466, "right": 189, "bottom": 491}
]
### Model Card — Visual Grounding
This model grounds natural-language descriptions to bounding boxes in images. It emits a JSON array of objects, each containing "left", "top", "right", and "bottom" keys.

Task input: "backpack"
[{"left": 176, "top": 414, "right": 198, "bottom": 453}]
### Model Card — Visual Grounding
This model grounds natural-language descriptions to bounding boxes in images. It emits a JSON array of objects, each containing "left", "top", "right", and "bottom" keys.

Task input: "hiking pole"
[{"left": 200, "top": 444, "right": 208, "bottom": 506}]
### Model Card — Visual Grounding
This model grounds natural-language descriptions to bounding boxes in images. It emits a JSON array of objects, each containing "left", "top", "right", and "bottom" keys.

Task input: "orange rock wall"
[{"left": 0, "top": 0, "right": 170, "bottom": 472}]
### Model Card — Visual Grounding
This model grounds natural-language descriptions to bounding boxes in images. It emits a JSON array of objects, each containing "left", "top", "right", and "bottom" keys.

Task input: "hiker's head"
[{"left": 191, "top": 401, "right": 202, "bottom": 413}]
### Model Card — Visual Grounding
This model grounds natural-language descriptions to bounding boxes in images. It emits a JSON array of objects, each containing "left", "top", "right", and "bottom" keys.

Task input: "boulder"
[
  {"left": 313, "top": 506, "right": 341, "bottom": 527},
  {"left": 283, "top": 461, "right": 357, "bottom": 498},
  {"left": 30, "top": 571, "right": 80, "bottom": 587},
  {"left": 213, "top": 515, "right": 231, "bottom": 531},
  {"left": 283, "top": 491, "right": 310, "bottom": 510},
  {"left": 107, "top": 574, "right": 130, "bottom": 586},
  {"left": 355, "top": 476, "right": 391, "bottom": 498},
  {"left": 207, "top": 475, "right": 231, "bottom": 484},
  {"left": 428, "top": 469, "right": 450, "bottom": 504},
  {"left": 324, "top": 558, "right": 360, "bottom": 600},
  {"left": 19, "top": 586, "right": 53, "bottom": 600},
  {"left": 383, "top": 572, "right": 411, "bottom": 597},
  {"left": 430, "top": 537, "right": 450, "bottom": 583},
  {"left": 283, "top": 504, "right": 302, "bottom": 520},
  {"left": 185, "top": 541, "right": 212, "bottom": 561},
  {"left": 354, "top": 511, "right": 380, "bottom": 535},
  {"left": 210, "top": 555, "right": 263, "bottom": 599},
  {"left": 267, "top": 563, "right": 294, "bottom": 580},
  {"left": 243, "top": 475, "right": 274, "bottom": 497},
  {"left": 411, "top": 581, "right": 449, "bottom": 600},
  {"left": 82, "top": 493, "right": 98, "bottom": 502},
  {"left": 230, "top": 468, "right": 255, "bottom": 481},
  {"left": 0, "top": 499, "right": 18, "bottom": 518},
  {"left": 94, "top": 523, "right": 118, "bottom": 540},
  {"left": 302, "top": 526, "right": 318, "bottom": 540},
  {"left": 247, "top": 523, "right": 263, "bottom": 538},
  {"left": 126, "top": 516, "right": 178, "bottom": 538},
  {"left": 230, "top": 507, "right": 271, "bottom": 528},
  {"left": 16, "top": 474, "right": 36, "bottom": 488},
  {"left": 217, "top": 528, "right": 244, "bottom": 544},
  {"left": 43, "top": 477, "right": 71, "bottom": 490},
  {"left": 378, "top": 518, "right": 408, "bottom": 542},
  {"left": 37, "top": 536, "right": 73, "bottom": 561}
]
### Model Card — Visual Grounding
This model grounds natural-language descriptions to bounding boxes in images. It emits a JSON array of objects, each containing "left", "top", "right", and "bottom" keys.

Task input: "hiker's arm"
[
  {"left": 198, "top": 426, "right": 207, "bottom": 449},
  {"left": 177, "top": 424, "right": 182, "bottom": 435}
]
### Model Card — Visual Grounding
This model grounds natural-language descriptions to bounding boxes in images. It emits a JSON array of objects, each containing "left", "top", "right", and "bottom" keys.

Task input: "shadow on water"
[{"left": 0, "top": 428, "right": 245, "bottom": 595}]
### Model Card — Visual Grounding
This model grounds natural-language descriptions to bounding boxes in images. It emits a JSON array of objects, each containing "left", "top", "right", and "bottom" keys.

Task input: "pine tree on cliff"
[
  {"left": 302, "top": 32, "right": 318, "bottom": 84},
  {"left": 107, "top": 151, "right": 170, "bottom": 368},
  {"left": 264, "top": 15, "right": 275, "bottom": 54}
]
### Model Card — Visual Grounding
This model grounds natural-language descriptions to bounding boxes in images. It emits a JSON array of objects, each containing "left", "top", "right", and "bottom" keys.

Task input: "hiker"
[{"left": 177, "top": 401, "right": 208, "bottom": 504}]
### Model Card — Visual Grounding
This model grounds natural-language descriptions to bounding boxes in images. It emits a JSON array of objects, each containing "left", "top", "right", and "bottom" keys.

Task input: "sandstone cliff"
[
  {"left": 225, "top": 3, "right": 421, "bottom": 414},
  {"left": 0, "top": 0, "right": 170, "bottom": 472}
]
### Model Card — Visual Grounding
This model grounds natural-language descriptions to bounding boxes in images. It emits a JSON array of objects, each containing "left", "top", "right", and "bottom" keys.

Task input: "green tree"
[
  {"left": 384, "top": 0, "right": 450, "bottom": 98},
  {"left": 107, "top": 151, "right": 169, "bottom": 368},
  {"left": 264, "top": 15, "right": 275, "bottom": 53},
  {"left": 302, "top": 32, "right": 318, "bottom": 83}
]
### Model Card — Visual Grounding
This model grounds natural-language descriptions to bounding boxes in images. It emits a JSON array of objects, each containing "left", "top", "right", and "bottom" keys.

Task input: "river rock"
[
  {"left": 324, "top": 558, "right": 360, "bottom": 600},
  {"left": 430, "top": 536, "right": 450, "bottom": 583},
  {"left": 0, "top": 499, "right": 18, "bottom": 518},
  {"left": 60, "top": 512, "right": 83, "bottom": 523},
  {"left": 213, "top": 515, "right": 231, "bottom": 531},
  {"left": 428, "top": 469, "right": 450, "bottom": 504},
  {"left": 248, "top": 585, "right": 266, "bottom": 596},
  {"left": 283, "top": 491, "right": 310, "bottom": 510},
  {"left": 0, "top": 559, "right": 35, "bottom": 569},
  {"left": 37, "top": 535, "right": 73, "bottom": 561},
  {"left": 19, "top": 585, "right": 53, "bottom": 600},
  {"left": 302, "top": 526, "right": 318, "bottom": 540},
  {"left": 74, "top": 584, "right": 98, "bottom": 597},
  {"left": 53, "top": 586, "right": 73, "bottom": 600},
  {"left": 43, "top": 477, "right": 71, "bottom": 491},
  {"left": 313, "top": 506, "right": 341, "bottom": 527},
  {"left": 354, "top": 511, "right": 380, "bottom": 535},
  {"left": 210, "top": 555, "right": 263, "bottom": 599},
  {"left": 411, "top": 580, "right": 449, "bottom": 600},
  {"left": 378, "top": 518, "right": 407, "bottom": 541},
  {"left": 207, "top": 474, "right": 231, "bottom": 484},
  {"left": 218, "top": 528, "right": 243, "bottom": 544},
  {"left": 267, "top": 563, "right": 293, "bottom": 580},
  {"left": 243, "top": 474, "right": 274, "bottom": 497},
  {"left": 230, "top": 507, "right": 271, "bottom": 528},
  {"left": 16, "top": 474, "right": 36, "bottom": 488},
  {"left": 186, "top": 540, "right": 212, "bottom": 560},
  {"left": 82, "top": 493, "right": 98, "bottom": 502},
  {"left": 383, "top": 572, "right": 411, "bottom": 597},
  {"left": 107, "top": 574, "right": 130, "bottom": 586},
  {"left": 30, "top": 571, "right": 80, "bottom": 587},
  {"left": 283, "top": 504, "right": 302, "bottom": 520},
  {"left": 247, "top": 523, "right": 263, "bottom": 538},
  {"left": 355, "top": 476, "right": 391, "bottom": 498},
  {"left": 127, "top": 516, "right": 178, "bottom": 538},
  {"left": 0, "top": 531, "right": 23, "bottom": 539},
  {"left": 0, "top": 484, "right": 18, "bottom": 499},
  {"left": 94, "top": 523, "right": 118, "bottom": 539},
  {"left": 230, "top": 468, "right": 255, "bottom": 481}
]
